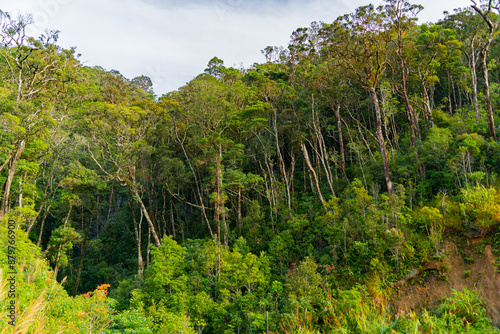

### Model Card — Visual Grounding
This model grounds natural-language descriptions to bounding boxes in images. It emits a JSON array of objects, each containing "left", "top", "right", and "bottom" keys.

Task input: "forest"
[{"left": 1, "top": 0, "right": 500, "bottom": 332}]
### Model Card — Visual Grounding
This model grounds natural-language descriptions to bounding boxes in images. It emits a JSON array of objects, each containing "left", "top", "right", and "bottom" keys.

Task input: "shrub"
[{"left": 460, "top": 185, "right": 500, "bottom": 230}]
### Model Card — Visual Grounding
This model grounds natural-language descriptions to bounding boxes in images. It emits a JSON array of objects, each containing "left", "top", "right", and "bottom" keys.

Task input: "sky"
[{"left": 0, "top": 0, "right": 473, "bottom": 95}]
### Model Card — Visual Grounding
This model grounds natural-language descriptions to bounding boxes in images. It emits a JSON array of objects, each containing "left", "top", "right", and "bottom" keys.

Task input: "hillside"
[{"left": 1, "top": 0, "right": 500, "bottom": 333}]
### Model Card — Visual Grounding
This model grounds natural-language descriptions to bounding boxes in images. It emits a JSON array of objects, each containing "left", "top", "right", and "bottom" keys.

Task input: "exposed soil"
[{"left": 391, "top": 239, "right": 500, "bottom": 326}]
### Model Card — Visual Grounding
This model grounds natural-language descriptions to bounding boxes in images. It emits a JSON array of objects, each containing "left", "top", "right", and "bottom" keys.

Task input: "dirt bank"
[{"left": 391, "top": 240, "right": 500, "bottom": 325}]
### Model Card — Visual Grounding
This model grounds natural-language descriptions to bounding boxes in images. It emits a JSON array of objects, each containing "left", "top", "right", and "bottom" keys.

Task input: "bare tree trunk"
[
  {"left": 289, "top": 151, "right": 296, "bottom": 202},
  {"left": 380, "top": 88, "right": 395, "bottom": 159},
  {"left": 260, "top": 159, "right": 276, "bottom": 231},
  {"left": 146, "top": 226, "right": 151, "bottom": 267},
  {"left": 401, "top": 92, "right": 420, "bottom": 160},
  {"left": 451, "top": 71, "right": 458, "bottom": 113},
  {"left": 133, "top": 187, "right": 161, "bottom": 247},
  {"left": 370, "top": 87, "right": 393, "bottom": 196},
  {"left": 18, "top": 173, "right": 24, "bottom": 207},
  {"left": 161, "top": 188, "right": 167, "bottom": 238},
  {"left": 311, "top": 96, "right": 335, "bottom": 197},
  {"left": 446, "top": 69, "right": 453, "bottom": 115},
  {"left": 216, "top": 148, "right": 221, "bottom": 279},
  {"left": 254, "top": 133, "right": 278, "bottom": 229},
  {"left": 272, "top": 110, "right": 292, "bottom": 211},
  {"left": 169, "top": 194, "right": 176, "bottom": 239},
  {"left": 222, "top": 202, "right": 228, "bottom": 248},
  {"left": 147, "top": 167, "right": 160, "bottom": 236},
  {"left": 106, "top": 184, "right": 114, "bottom": 223},
  {"left": 129, "top": 200, "right": 144, "bottom": 278},
  {"left": 422, "top": 83, "right": 434, "bottom": 127},
  {"left": 0, "top": 140, "right": 25, "bottom": 218},
  {"left": 217, "top": 210, "right": 221, "bottom": 280},
  {"left": 301, "top": 142, "right": 327, "bottom": 210},
  {"left": 237, "top": 187, "right": 242, "bottom": 236},
  {"left": 470, "top": 44, "right": 480, "bottom": 124},
  {"left": 334, "top": 105, "right": 346, "bottom": 177},
  {"left": 480, "top": 52, "right": 496, "bottom": 140}
]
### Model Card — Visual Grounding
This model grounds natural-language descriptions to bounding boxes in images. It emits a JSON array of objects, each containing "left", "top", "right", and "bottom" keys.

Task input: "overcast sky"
[{"left": 0, "top": 0, "right": 472, "bottom": 95}]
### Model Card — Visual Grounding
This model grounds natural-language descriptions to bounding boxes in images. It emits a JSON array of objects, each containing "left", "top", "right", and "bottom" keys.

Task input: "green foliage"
[
  {"left": 105, "top": 309, "right": 153, "bottom": 333},
  {"left": 436, "top": 288, "right": 494, "bottom": 332},
  {"left": 147, "top": 302, "right": 196, "bottom": 334},
  {"left": 460, "top": 185, "right": 500, "bottom": 230},
  {"left": 0, "top": 217, "right": 116, "bottom": 333},
  {"left": 3, "top": 3, "right": 500, "bottom": 333},
  {"left": 412, "top": 206, "right": 444, "bottom": 252},
  {"left": 145, "top": 235, "right": 188, "bottom": 299},
  {"left": 285, "top": 257, "right": 323, "bottom": 312},
  {"left": 47, "top": 226, "right": 82, "bottom": 268}
]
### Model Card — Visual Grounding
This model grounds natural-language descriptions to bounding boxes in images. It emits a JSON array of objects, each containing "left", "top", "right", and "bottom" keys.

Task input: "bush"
[
  {"left": 436, "top": 288, "right": 494, "bottom": 332},
  {"left": 460, "top": 185, "right": 500, "bottom": 230}
]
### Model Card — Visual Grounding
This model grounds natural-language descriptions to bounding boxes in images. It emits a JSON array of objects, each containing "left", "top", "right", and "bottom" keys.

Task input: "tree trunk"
[
  {"left": 53, "top": 249, "right": 61, "bottom": 282},
  {"left": 129, "top": 200, "right": 144, "bottom": 278},
  {"left": 422, "top": 82, "right": 434, "bottom": 127},
  {"left": 480, "top": 51, "right": 496, "bottom": 140},
  {"left": 133, "top": 187, "right": 161, "bottom": 247},
  {"left": 18, "top": 173, "right": 24, "bottom": 207},
  {"left": 401, "top": 92, "right": 420, "bottom": 161},
  {"left": 447, "top": 69, "right": 453, "bottom": 115},
  {"left": 334, "top": 105, "right": 346, "bottom": 177},
  {"left": 301, "top": 142, "right": 327, "bottom": 210},
  {"left": 370, "top": 87, "right": 393, "bottom": 196},
  {"left": 36, "top": 202, "right": 51, "bottom": 247},
  {"left": 399, "top": 66, "right": 418, "bottom": 155},
  {"left": 0, "top": 140, "right": 25, "bottom": 218},
  {"left": 311, "top": 96, "right": 335, "bottom": 197},
  {"left": 146, "top": 226, "right": 151, "bottom": 267},
  {"left": 73, "top": 218, "right": 91, "bottom": 295},
  {"left": 137, "top": 211, "right": 144, "bottom": 277},
  {"left": 169, "top": 194, "right": 176, "bottom": 238},
  {"left": 216, "top": 144, "right": 224, "bottom": 277},
  {"left": 272, "top": 110, "right": 292, "bottom": 212},
  {"left": 237, "top": 187, "right": 242, "bottom": 236},
  {"left": 178, "top": 141, "right": 215, "bottom": 239},
  {"left": 470, "top": 43, "right": 480, "bottom": 124},
  {"left": 393, "top": 12, "right": 419, "bottom": 153}
]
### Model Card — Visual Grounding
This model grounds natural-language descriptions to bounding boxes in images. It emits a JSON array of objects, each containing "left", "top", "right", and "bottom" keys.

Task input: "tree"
[
  {"left": 0, "top": 11, "right": 75, "bottom": 219},
  {"left": 131, "top": 75, "right": 154, "bottom": 93},
  {"left": 442, "top": 7, "right": 487, "bottom": 123},
  {"left": 412, "top": 24, "right": 461, "bottom": 125},
  {"left": 385, "top": 0, "right": 423, "bottom": 154},
  {"left": 471, "top": 0, "right": 499, "bottom": 140},
  {"left": 325, "top": 5, "right": 394, "bottom": 195},
  {"left": 80, "top": 101, "right": 162, "bottom": 247},
  {"left": 48, "top": 225, "right": 82, "bottom": 281},
  {"left": 168, "top": 70, "right": 252, "bottom": 274}
]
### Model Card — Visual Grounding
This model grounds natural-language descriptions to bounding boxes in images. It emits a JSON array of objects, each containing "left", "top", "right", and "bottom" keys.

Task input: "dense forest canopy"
[{"left": 1, "top": 0, "right": 500, "bottom": 332}]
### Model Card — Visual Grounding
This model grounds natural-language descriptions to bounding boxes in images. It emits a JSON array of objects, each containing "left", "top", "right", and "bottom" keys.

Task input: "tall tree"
[
  {"left": 385, "top": 0, "right": 423, "bottom": 155},
  {"left": 471, "top": 0, "right": 499, "bottom": 140},
  {"left": 442, "top": 8, "right": 486, "bottom": 123},
  {"left": 0, "top": 12, "right": 74, "bottom": 218},
  {"left": 324, "top": 5, "right": 394, "bottom": 195},
  {"left": 80, "top": 100, "right": 162, "bottom": 247}
]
